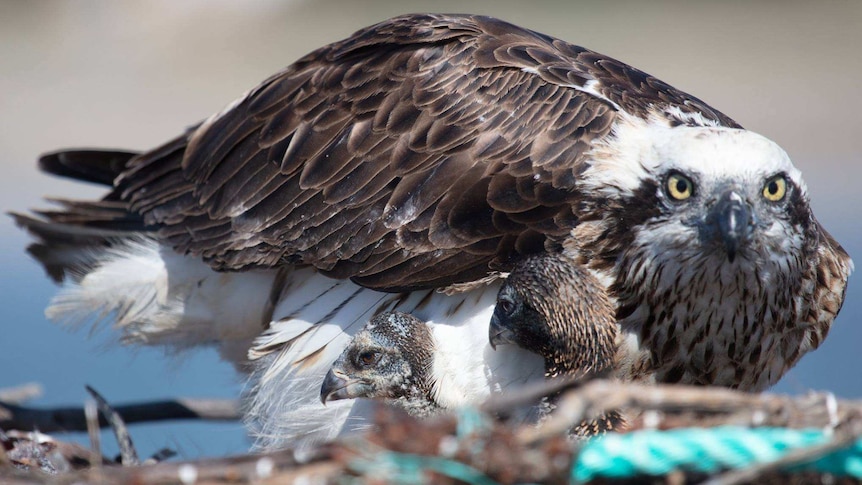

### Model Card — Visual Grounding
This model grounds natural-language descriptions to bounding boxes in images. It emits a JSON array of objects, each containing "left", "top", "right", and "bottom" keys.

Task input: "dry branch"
[
  {"left": 0, "top": 398, "right": 240, "bottom": 433},
  {"left": 84, "top": 386, "right": 138, "bottom": 466},
  {"left": 520, "top": 379, "right": 861, "bottom": 443}
]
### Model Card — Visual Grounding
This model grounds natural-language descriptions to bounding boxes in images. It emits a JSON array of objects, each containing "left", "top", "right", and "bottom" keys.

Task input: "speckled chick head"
[
  {"left": 491, "top": 253, "right": 618, "bottom": 379},
  {"left": 321, "top": 311, "right": 439, "bottom": 417}
]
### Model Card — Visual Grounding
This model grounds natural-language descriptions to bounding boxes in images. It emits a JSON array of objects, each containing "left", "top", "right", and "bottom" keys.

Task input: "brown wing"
[
  {"left": 113, "top": 13, "right": 739, "bottom": 291},
  {"left": 803, "top": 220, "right": 854, "bottom": 352}
]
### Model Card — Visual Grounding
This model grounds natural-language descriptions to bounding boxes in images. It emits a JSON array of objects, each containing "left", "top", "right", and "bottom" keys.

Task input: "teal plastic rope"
[
  {"left": 348, "top": 422, "right": 862, "bottom": 482},
  {"left": 348, "top": 408, "right": 499, "bottom": 484},
  {"left": 349, "top": 451, "right": 500, "bottom": 485},
  {"left": 573, "top": 426, "right": 862, "bottom": 482}
]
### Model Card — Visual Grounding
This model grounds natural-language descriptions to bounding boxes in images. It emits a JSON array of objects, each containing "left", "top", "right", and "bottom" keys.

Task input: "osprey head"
[
  {"left": 653, "top": 127, "right": 808, "bottom": 266},
  {"left": 582, "top": 119, "right": 812, "bottom": 279},
  {"left": 576, "top": 117, "right": 824, "bottom": 388},
  {"left": 490, "top": 253, "right": 623, "bottom": 435},
  {"left": 321, "top": 312, "right": 435, "bottom": 409}
]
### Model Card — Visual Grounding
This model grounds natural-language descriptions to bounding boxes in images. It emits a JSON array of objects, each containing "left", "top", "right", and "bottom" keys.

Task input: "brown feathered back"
[{"left": 107, "top": 14, "right": 737, "bottom": 291}]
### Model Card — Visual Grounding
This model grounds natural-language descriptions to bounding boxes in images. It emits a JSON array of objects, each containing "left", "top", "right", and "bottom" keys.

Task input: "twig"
[
  {"left": 83, "top": 445, "right": 337, "bottom": 485},
  {"left": 0, "top": 398, "right": 239, "bottom": 433},
  {"left": 143, "top": 448, "right": 176, "bottom": 465},
  {"left": 481, "top": 372, "right": 591, "bottom": 414},
  {"left": 85, "top": 386, "right": 139, "bottom": 466},
  {"left": 84, "top": 398, "right": 102, "bottom": 475},
  {"left": 517, "top": 380, "right": 862, "bottom": 444}
]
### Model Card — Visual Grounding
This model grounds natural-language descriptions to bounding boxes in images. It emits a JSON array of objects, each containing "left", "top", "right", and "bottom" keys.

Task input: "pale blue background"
[{"left": 1, "top": 1, "right": 860, "bottom": 459}]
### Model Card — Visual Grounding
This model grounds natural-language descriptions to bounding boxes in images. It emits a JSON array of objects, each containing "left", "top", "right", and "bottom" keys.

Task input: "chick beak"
[
  {"left": 489, "top": 313, "right": 516, "bottom": 350},
  {"left": 320, "top": 369, "right": 354, "bottom": 404},
  {"left": 709, "top": 190, "right": 753, "bottom": 263}
]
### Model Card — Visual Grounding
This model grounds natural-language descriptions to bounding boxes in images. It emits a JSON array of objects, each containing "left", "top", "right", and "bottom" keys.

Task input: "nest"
[{"left": 2, "top": 380, "right": 861, "bottom": 484}]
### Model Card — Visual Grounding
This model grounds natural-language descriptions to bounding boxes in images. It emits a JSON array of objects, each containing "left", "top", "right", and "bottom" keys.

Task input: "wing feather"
[{"left": 106, "top": 13, "right": 738, "bottom": 289}]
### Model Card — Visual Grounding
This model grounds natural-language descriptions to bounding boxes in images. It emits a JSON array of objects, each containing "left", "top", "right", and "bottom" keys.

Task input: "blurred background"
[{"left": 1, "top": 1, "right": 860, "bottom": 459}]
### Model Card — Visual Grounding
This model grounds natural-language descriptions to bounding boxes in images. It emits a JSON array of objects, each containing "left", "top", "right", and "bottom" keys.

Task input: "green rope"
[
  {"left": 347, "top": 408, "right": 499, "bottom": 484},
  {"left": 456, "top": 407, "right": 490, "bottom": 438},
  {"left": 349, "top": 450, "right": 500, "bottom": 485},
  {"left": 348, "top": 409, "right": 498, "bottom": 484},
  {"left": 349, "top": 417, "right": 862, "bottom": 482},
  {"left": 572, "top": 426, "right": 862, "bottom": 482}
]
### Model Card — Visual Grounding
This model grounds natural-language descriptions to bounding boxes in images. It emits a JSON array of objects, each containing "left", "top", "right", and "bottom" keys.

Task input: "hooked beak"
[
  {"left": 708, "top": 190, "right": 753, "bottom": 262},
  {"left": 320, "top": 369, "right": 364, "bottom": 404},
  {"left": 489, "top": 313, "right": 516, "bottom": 350}
]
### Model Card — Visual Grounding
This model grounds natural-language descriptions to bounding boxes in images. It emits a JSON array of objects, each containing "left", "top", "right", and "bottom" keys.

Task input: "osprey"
[
  {"left": 320, "top": 312, "right": 442, "bottom": 417},
  {"left": 14, "top": 14, "right": 852, "bottom": 449},
  {"left": 490, "top": 252, "right": 625, "bottom": 435},
  {"left": 318, "top": 311, "right": 536, "bottom": 419},
  {"left": 490, "top": 253, "right": 618, "bottom": 381}
]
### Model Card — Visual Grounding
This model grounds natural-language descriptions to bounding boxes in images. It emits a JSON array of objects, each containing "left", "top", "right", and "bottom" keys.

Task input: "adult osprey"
[{"left": 15, "top": 14, "right": 852, "bottom": 448}]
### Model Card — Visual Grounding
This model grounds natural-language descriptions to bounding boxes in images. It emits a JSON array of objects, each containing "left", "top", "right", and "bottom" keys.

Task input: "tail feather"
[
  {"left": 36, "top": 198, "right": 148, "bottom": 231},
  {"left": 13, "top": 149, "right": 150, "bottom": 282},
  {"left": 38, "top": 149, "right": 138, "bottom": 187},
  {"left": 11, "top": 212, "right": 137, "bottom": 283}
]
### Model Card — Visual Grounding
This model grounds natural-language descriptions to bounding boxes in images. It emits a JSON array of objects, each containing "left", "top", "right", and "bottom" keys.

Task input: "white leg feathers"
[{"left": 45, "top": 239, "right": 275, "bottom": 360}]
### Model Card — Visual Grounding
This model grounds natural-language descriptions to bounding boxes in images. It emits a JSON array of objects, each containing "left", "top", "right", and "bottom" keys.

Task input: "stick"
[
  {"left": 85, "top": 386, "right": 139, "bottom": 466},
  {"left": 0, "top": 398, "right": 239, "bottom": 433},
  {"left": 84, "top": 399, "right": 102, "bottom": 474},
  {"left": 517, "top": 380, "right": 862, "bottom": 444}
]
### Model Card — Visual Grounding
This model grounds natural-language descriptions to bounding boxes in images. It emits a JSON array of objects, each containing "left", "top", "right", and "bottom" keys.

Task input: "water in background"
[{"left": 1, "top": 1, "right": 860, "bottom": 459}]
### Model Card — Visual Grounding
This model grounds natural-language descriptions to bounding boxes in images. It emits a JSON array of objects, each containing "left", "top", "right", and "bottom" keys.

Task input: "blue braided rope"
[{"left": 572, "top": 426, "right": 862, "bottom": 482}]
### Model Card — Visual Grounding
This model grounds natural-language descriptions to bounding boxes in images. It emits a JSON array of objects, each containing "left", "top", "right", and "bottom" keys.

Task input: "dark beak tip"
[
  {"left": 489, "top": 332, "right": 510, "bottom": 350},
  {"left": 711, "top": 191, "right": 753, "bottom": 260},
  {"left": 320, "top": 369, "right": 344, "bottom": 405},
  {"left": 319, "top": 387, "right": 330, "bottom": 405},
  {"left": 488, "top": 316, "right": 516, "bottom": 350}
]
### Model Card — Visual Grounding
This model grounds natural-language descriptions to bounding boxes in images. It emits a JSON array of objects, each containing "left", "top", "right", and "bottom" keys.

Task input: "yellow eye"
[
  {"left": 762, "top": 175, "right": 787, "bottom": 202},
  {"left": 666, "top": 173, "right": 694, "bottom": 200}
]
